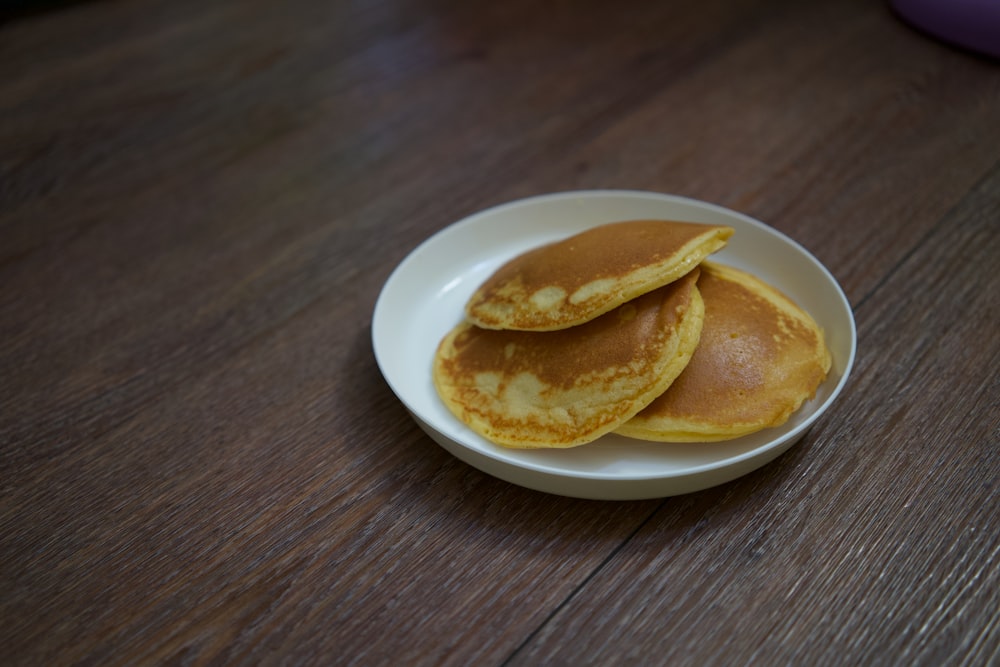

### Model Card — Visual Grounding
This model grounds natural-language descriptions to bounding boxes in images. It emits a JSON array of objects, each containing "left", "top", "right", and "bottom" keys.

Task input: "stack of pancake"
[{"left": 432, "top": 220, "right": 831, "bottom": 449}]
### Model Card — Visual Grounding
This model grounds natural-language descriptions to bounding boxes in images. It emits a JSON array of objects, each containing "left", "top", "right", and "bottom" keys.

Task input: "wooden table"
[{"left": 2, "top": 0, "right": 998, "bottom": 664}]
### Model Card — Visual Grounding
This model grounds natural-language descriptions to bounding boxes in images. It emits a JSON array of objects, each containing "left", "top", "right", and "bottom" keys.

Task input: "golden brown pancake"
[
  {"left": 617, "top": 262, "right": 831, "bottom": 442},
  {"left": 465, "top": 220, "right": 733, "bottom": 331},
  {"left": 434, "top": 268, "right": 704, "bottom": 449}
]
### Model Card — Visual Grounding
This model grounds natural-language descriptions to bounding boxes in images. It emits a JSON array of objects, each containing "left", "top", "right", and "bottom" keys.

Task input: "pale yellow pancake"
[
  {"left": 617, "top": 262, "right": 831, "bottom": 442},
  {"left": 434, "top": 268, "right": 704, "bottom": 448},
  {"left": 465, "top": 220, "right": 732, "bottom": 331}
]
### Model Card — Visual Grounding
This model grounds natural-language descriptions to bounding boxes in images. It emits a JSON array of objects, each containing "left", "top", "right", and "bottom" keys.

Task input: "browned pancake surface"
[
  {"left": 435, "top": 268, "right": 704, "bottom": 448},
  {"left": 465, "top": 220, "right": 732, "bottom": 331},
  {"left": 617, "top": 262, "right": 831, "bottom": 442}
]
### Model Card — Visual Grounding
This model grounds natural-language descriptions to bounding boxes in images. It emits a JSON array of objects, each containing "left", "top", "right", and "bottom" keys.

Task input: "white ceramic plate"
[{"left": 372, "top": 190, "right": 856, "bottom": 500}]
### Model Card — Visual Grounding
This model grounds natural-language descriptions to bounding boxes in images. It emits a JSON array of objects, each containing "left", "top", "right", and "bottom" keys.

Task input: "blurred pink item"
[{"left": 891, "top": 0, "right": 1000, "bottom": 58}]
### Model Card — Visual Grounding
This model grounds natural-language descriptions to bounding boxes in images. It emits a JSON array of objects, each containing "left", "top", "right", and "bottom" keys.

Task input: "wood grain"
[{"left": 1, "top": 0, "right": 997, "bottom": 664}]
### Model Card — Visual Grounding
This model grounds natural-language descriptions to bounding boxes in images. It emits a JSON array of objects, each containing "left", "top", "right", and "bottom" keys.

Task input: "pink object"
[{"left": 891, "top": 0, "right": 1000, "bottom": 59}]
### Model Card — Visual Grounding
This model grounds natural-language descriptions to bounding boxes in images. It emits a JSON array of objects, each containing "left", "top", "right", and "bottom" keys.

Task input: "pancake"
[
  {"left": 617, "top": 262, "right": 831, "bottom": 442},
  {"left": 465, "top": 220, "right": 733, "bottom": 331},
  {"left": 434, "top": 268, "right": 704, "bottom": 449}
]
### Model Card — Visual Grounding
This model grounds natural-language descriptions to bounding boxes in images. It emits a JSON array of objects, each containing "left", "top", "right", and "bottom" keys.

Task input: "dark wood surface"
[{"left": 2, "top": 0, "right": 998, "bottom": 664}]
